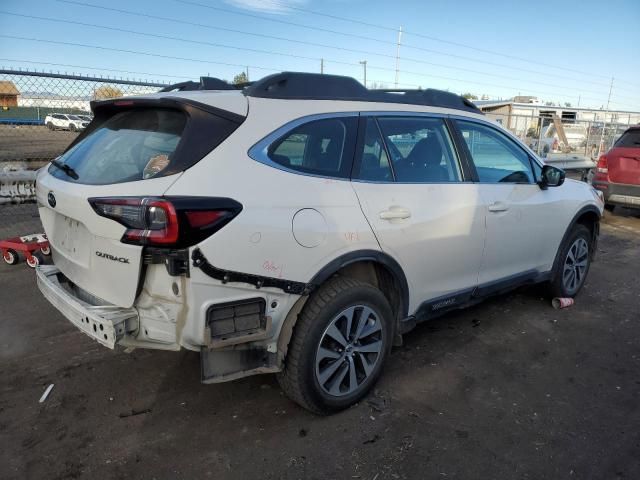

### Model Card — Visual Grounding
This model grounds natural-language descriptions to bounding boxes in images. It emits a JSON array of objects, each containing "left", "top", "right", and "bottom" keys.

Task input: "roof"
[{"left": 0, "top": 81, "right": 20, "bottom": 96}]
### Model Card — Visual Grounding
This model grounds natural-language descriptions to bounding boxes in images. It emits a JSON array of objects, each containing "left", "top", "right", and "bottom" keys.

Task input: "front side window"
[
  {"left": 376, "top": 116, "right": 462, "bottom": 183},
  {"left": 456, "top": 120, "right": 535, "bottom": 184},
  {"left": 267, "top": 117, "right": 357, "bottom": 178}
]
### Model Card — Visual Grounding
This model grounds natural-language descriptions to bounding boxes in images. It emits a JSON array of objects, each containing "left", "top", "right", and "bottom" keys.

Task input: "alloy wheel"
[
  {"left": 315, "top": 305, "right": 384, "bottom": 397},
  {"left": 562, "top": 237, "right": 589, "bottom": 294}
]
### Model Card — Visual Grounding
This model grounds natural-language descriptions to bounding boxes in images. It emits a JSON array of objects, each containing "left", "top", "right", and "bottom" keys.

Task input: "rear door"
[
  {"left": 607, "top": 129, "right": 640, "bottom": 185},
  {"left": 37, "top": 97, "right": 247, "bottom": 307},
  {"left": 351, "top": 115, "right": 485, "bottom": 315}
]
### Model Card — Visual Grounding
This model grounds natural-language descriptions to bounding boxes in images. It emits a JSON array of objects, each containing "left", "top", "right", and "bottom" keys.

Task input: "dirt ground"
[
  {"left": 0, "top": 125, "right": 77, "bottom": 166},
  {"left": 1, "top": 209, "right": 639, "bottom": 480}
]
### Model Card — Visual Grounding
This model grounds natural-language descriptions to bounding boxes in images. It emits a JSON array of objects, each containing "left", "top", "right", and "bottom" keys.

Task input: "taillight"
[
  {"left": 89, "top": 197, "right": 242, "bottom": 248},
  {"left": 596, "top": 155, "right": 608, "bottom": 174}
]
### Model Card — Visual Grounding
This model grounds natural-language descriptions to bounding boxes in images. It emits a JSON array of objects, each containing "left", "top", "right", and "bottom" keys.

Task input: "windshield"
[
  {"left": 49, "top": 108, "right": 187, "bottom": 185},
  {"left": 68, "top": 115, "right": 81, "bottom": 120}
]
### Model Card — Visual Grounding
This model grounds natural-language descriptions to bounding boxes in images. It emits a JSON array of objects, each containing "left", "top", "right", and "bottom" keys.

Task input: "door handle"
[
  {"left": 379, "top": 207, "right": 411, "bottom": 220},
  {"left": 488, "top": 201, "right": 509, "bottom": 213}
]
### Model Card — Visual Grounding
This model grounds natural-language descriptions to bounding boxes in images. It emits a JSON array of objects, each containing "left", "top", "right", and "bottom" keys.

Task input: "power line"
[
  {"left": 0, "top": 58, "right": 192, "bottom": 80},
  {"left": 62, "top": 0, "right": 630, "bottom": 93},
  {"left": 5, "top": 34, "right": 632, "bottom": 109},
  {"left": 38, "top": 5, "right": 640, "bottom": 103},
  {"left": 264, "top": 0, "right": 639, "bottom": 87}
]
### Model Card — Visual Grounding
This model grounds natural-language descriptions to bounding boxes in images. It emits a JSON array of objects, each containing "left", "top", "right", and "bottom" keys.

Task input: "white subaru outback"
[{"left": 35, "top": 72, "right": 603, "bottom": 414}]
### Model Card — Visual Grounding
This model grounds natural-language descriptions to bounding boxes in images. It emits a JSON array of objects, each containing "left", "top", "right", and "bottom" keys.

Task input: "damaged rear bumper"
[{"left": 36, "top": 265, "right": 138, "bottom": 349}]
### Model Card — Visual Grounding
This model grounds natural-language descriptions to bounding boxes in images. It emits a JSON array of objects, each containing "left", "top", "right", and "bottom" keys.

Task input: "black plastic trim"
[
  {"left": 191, "top": 248, "right": 313, "bottom": 295},
  {"left": 244, "top": 72, "right": 483, "bottom": 114},
  {"left": 308, "top": 249, "right": 410, "bottom": 319},
  {"left": 143, "top": 247, "right": 190, "bottom": 277}
]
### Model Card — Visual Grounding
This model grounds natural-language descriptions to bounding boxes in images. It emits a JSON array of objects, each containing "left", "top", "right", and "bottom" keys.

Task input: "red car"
[{"left": 592, "top": 125, "right": 640, "bottom": 211}]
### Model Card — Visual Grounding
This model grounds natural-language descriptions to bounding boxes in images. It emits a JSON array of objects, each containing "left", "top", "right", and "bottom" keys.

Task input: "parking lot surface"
[{"left": 1, "top": 209, "right": 639, "bottom": 480}]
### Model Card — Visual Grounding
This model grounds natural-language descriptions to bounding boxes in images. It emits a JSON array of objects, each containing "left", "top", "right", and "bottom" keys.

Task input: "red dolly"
[{"left": 1, "top": 233, "right": 51, "bottom": 268}]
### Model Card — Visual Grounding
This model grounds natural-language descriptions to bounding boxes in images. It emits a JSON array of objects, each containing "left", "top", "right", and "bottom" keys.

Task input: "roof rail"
[
  {"left": 159, "top": 76, "right": 239, "bottom": 92},
  {"left": 243, "top": 72, "right": 482, "bottom": 114}
]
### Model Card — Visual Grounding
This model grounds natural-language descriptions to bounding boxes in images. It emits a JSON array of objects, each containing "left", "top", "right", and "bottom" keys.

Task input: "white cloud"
[{"left": 224, "top": 0, "right": 308, "bottom": 14}]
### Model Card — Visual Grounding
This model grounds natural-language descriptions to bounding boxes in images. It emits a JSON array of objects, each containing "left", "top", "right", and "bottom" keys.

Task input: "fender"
[
  {"left": 309, "top": 249, "right": 410, "bottom": 320},
  {"left": 550, "top": 204, "right": 601, "bottom": 280}
]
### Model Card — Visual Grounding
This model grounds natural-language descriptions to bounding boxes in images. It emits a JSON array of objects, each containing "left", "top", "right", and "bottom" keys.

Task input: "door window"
[
  {"left": 268, "top": 117, "right": 357, "bottom": 179},
  {"left": 376, "top": 117, "right": 462, "bottom": 183},
  {"left": 456, "top": 120, "right": 535, "bottom": 183}
]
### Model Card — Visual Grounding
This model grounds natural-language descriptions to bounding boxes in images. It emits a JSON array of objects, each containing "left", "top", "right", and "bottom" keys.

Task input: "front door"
[
  {"left": 351, "top": 115, "right": 485, "bottom": 315},
  {"left": 453, "top": 119, "right": 555, "bottom": 286}
]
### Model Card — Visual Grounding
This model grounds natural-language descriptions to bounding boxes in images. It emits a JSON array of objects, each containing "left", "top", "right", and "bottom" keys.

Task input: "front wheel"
[
  {"left": 277, "top": 277, "right": 393, "bottom": 415},
  {"left": 549, "top": 224, "right": 592, "bottom": 298}
]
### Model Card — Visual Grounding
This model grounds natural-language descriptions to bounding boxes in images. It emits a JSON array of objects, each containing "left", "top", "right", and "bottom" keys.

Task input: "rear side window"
[
  {"left": 267, "top": 117, "right": 357, "bottom": 179},
  {"left": 614, "top": 129, "right": 640, "bottom": 148},
  {"left": 376, "top": 116, "right": 462, "bottom": 183},
  {"left": 50, "top": 109, "right": 186, "bottom": 185}
]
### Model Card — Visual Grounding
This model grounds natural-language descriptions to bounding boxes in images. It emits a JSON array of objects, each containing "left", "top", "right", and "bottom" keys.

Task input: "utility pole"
[
  {"left": 359, "top": 60, "right": 367, "bottom": 87},
  {"left": 320, "top": 58, "right": 324, "bottom": 74},
  {"left": 245, "top": 66, "right": 249, "bottom": 81},
  {"left": 394, "top": 26, "right": 402, "bottom": 88},
  {"left": 598, "top": 77, "right": 614, "bottom": 155}
]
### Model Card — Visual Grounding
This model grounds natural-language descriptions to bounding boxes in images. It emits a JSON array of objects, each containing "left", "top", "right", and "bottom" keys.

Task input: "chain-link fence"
[{"left": 0, "top": 69, "right": 168, "bottom": 243}]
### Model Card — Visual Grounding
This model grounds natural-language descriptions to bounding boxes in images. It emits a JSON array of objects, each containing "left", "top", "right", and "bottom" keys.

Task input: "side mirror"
[{"left": 539, "top": 164, "right": 565, "bottom": 189}]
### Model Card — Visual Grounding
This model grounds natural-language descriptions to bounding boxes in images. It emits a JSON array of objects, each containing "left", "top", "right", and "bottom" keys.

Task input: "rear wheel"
[
  {"left": 40, "top": 245, "right": 51, "bottom": 256},
  {"left": 549, "top": 224, "right": 592, "bottom": 298},
  {"left": 3, "top": 249, "right": 19, "bottom": 265},
  {"left": 277, "top": 277, "right": 393, "bottom": 415},
  {"left": 604, "top": 203, "right": 615, "bottom": 212}
]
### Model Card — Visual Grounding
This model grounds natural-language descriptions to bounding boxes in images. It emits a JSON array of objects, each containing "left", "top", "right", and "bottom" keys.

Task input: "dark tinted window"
[
  {"left": 456, "top": 120, "right": 534, "bottom": 184},
  {"left": 268, "top": 117, "right": 357, "bottom": 178},
  {"left": 377, "top": 117, "right": 461, "bottom": 183},
  {"left": 614, "top": 129, "right": 640, "bottom": 148},
  {"left": 356, "top": 118, "right": 393, "bottom": 182}
]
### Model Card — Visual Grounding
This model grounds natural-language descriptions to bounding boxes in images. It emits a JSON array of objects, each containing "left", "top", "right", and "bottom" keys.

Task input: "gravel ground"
[
  {"left": 0, "top": 125, "right": 77, "bottom": 166},
  {"left": 0, "top": 208, "right": 639, "bottom": 480}
]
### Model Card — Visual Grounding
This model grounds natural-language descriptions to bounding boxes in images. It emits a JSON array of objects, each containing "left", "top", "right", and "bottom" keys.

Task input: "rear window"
[
  {"left": 50, "top": 109, "right": 187, "bottom": 185},
  {"left": 614, "top": 129, "right": 640, "bottom": 148}
]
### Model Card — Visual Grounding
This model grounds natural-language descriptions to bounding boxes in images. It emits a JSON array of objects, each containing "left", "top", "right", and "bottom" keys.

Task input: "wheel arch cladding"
[
  {"left": 309, "top": 250, "right": 409, "bottom": 322},
  {"left": 552, "top": 205, "right": 601, "bottom": 278}
]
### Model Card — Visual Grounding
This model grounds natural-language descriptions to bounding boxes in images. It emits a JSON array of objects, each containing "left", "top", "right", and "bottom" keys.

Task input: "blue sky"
[{"left": 0, "top": 0, "right": 638, "bottom": 109}]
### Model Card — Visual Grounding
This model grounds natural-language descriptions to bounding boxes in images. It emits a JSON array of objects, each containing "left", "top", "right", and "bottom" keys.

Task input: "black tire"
[
  {"left": 69, "top": 124, "right": 76, "bottom": 132},
  {"left": 604, "top": 203, "right": 615, "bottom": 212},
  {"left": 277, "top": 276, "right": 393, "bottom": 415},
  {"left": 548, "top": 224, "right": 592, "bottom": 298},
  {"left": 46, "top": 122, "right": 54, "bottom": 130},
  {"left": 3, "top": 249, "right": 20, "bottom": 265}
]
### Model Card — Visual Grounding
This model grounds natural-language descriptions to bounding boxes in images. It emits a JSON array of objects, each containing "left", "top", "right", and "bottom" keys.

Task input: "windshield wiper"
[{"left": 51, "top": 159, "right": 79, "bottom": 180}]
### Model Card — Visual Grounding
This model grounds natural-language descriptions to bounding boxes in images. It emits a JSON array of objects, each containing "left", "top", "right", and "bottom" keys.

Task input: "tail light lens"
[
  {"left": 596, "top": 155, "right": 608, "bottom": 174},
  {"left": 89, "top": 196, "right": 242, "bottom": 248}
]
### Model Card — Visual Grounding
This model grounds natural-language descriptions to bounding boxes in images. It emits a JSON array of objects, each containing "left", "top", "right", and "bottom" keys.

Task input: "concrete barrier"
[{"left": 0, "top": 170, "right": 37, "bottom": 205}]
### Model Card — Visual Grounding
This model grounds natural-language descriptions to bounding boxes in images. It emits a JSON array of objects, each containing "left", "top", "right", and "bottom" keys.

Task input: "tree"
[
  {"left": 233, "top": 72, "right": 249, "bottom": 85},
  {"left": 93, "top": 85, "right": 123, "bottom": 100},
  {"left": 462, "top": 92, "right": 478, "bottom": 100},
  {"left": 544, "top": 101, "right": 554, "bottom": 106},
  {"left": 564, "top": 102, "right": 572, "bottom": 107}
]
